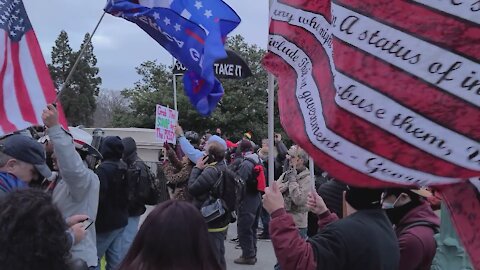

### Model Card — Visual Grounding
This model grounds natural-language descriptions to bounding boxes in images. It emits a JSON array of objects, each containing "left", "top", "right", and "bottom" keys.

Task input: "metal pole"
[
  {"left": 268, "top": 0, "right": 275, "bottom": 186},
  {"left": 309, "top": 157, "right": 315, "bottom": 190},
  {"left": 55, "top": 11, "right": 106, "bottom": 103},
  {"left": 172, "top": 58, "right": 178, "bottom": 111},
  {"left": 267, "top": 74, "right": 275, "bottom": 185}
]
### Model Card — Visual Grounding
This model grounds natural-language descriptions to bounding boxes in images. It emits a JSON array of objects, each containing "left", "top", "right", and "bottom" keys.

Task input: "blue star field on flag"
[
  {"left": 0, "top": 0, "right": 32, "bottom": 42},
  {"left": 105, "top": 0, "right": 241, "bottom": 115}
]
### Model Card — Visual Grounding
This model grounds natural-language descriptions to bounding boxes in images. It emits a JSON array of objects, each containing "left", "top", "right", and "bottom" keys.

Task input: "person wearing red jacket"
[
  {"left": 382, "top": 188, "right": 440, "bottom": 270},
  {"left": 263, "top": 182, "right": 399, "bottom": 270}
]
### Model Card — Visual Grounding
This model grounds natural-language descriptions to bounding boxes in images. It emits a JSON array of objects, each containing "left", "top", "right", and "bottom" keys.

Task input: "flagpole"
[
  {"left": 309, "top": 157, "right": 315, "bottom": 190},
  {"left": 268, "top": 0, "right": 275, "bottom": 187},
  {"left": 55, "top": 11, "right": 106, "bottom": 103},
  {"left": 172, "top": 57, "right": 178, "bottom": 111}
]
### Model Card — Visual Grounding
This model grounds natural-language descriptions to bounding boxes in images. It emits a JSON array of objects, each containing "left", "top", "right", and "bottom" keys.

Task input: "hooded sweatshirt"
[
  {"left": 96, "top": 136, "right": 128, "bottom": 233},
  {"left": 395, "top": 201, "right": 440, "bottom": 270},
  {"left": 47, "top": 125, "right": 100, "bottom": 267},
  {"left": 122, "top": 137, "right": 147, "bottom": 217}
]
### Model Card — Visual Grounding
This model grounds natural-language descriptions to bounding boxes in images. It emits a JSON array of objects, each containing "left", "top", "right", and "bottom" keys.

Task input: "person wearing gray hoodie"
[{"left": 42, "top": 104, "right": 101, "bottom": 269}]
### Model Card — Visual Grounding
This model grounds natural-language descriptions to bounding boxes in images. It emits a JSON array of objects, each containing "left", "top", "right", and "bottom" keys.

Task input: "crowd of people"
[{"left": 0, "top": 104, "right": 444, "bottom": 270}]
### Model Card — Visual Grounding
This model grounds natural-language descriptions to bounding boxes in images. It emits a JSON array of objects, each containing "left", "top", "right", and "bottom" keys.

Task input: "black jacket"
[
  {"left": 122, "top": 137, "right": 147, "bottom": 217},
  {"left": 233, "top": 152, "right": 261, "bottom": 194},
  {"left": 309, "top": 209, "right": 400, "bottom": 270},
  {"left": 188, "top": 161, "right": 230, "bottom": 229},
  {"left": 96, "top": 136, "right": 128, "bottom": 233},
  {"left": 275, "top": 141, "right": 289, "bottom": 173}
]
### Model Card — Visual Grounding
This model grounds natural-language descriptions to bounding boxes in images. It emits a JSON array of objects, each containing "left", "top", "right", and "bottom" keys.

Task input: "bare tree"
[{"left": 93, "top": 89, "right": 129, "bottom": 127}]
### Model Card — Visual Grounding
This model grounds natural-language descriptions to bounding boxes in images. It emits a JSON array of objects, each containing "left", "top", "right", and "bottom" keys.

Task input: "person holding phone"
[
  {"left": 272, "top": 146, "right": 312, "bottom": 270},
  {"left": 188, "top": 141, "right": 229, "bottom": 269},
  {"left": 163, "top": 140, "right": 195, "bottom": 201}
]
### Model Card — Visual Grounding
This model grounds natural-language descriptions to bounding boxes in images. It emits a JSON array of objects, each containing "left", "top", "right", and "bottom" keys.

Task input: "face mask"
[
  {"left": 385, "top": 201, "right": 417, "bottom": 225},
  {"left": 382, "top": 196, "right": 401, "bottom": 209}
]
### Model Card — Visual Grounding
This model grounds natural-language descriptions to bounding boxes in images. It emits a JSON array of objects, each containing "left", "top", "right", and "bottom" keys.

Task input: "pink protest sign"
[{"left": 155, "top": 104, "right": 178, "bottom": 144}]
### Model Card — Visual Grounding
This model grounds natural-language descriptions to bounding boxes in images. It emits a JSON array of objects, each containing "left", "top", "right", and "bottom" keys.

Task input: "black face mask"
[{"left": 385, "top": 201, "right": 418, "bottom": 225}]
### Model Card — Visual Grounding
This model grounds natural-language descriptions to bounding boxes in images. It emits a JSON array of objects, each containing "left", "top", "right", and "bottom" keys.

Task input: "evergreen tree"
[
  {"left": 48, "top": 30, "right": 72, "bottom": 90},
  {"left": 48, "top": 32, "right": 101, "bottom": 126}
]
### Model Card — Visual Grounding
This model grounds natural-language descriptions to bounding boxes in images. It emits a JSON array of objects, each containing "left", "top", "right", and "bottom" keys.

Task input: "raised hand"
[
  {"left": 307, "top": 191, "right": 329, "bottom": 215},
  {"left": 262, "top": 181, "right": 285, "bottom": 214}
]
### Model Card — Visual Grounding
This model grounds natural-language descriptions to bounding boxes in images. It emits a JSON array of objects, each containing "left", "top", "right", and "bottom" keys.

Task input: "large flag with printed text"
[
  {"left": 105, "top": 0, "right": 241, "bottom": 115},
  {"left": 0, "top": 0, "right": 67, "bottom": 136},
  {"left": 263, "top": 0, "right": 480, "bottom": 267}
]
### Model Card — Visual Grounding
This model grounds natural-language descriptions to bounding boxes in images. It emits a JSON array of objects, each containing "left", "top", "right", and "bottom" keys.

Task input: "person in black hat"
[
  {"left": 0, "top": 134, "right": 52, "bottom": 197},
  {"left": 263, "top": 183, "right": 400, "bottom": 270}
]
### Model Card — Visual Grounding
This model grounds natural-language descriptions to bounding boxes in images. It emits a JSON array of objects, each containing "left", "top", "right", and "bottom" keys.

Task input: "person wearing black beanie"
[{"left": 263, "top": 183, "right": 400, "bottom": 270}]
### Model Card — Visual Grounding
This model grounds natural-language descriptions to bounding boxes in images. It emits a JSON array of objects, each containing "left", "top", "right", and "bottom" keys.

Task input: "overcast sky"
[{"left": 22, "top": 0, "right": 269, "bottom": 90}]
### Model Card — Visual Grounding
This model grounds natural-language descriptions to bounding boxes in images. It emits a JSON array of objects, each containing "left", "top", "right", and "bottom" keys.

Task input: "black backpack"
[
  {"left": 210, "top": 166, "right": 246, "bottom": 222},
  {"left": 126, "top": 160, "right": 159, "bottom": 206}
]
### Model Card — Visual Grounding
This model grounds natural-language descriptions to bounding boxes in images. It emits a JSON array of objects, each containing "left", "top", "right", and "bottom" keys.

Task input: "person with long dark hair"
[
  {"left": 118, "top": 200, "right": 222, "bottom": 270},
  {"left": 0, "top": 189, "right": 71, "bottom": 270}
]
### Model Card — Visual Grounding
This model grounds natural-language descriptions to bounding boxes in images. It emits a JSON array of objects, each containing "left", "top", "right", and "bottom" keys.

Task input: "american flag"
[
  {"left": 263, "top": 0, "right": 480, "bottom": 267},
  {"left": 0, "top": 0, "right": 65, "bottom": 136}
]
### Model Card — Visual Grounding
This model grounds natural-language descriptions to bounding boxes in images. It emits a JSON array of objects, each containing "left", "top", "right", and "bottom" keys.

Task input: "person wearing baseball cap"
[
  {"left": 381, "top": 188, "right": 440, "bottom": 270},
  {"left": 0, "top": 134, "right": 52, "bottom": 197}
]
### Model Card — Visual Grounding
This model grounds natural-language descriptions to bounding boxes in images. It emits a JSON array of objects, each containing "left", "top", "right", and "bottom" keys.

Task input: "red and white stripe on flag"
[
  {"left": 0, "top": 17, "right": 67, "bottom": 135},
  {"left": 263, "top": 0, "right": 480, "bottom": 267}
]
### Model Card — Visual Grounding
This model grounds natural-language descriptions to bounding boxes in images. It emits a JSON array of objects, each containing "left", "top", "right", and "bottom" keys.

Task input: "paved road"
[
  {"left": 225, "top": 223, "right": 276, "bottom": 270},
  {"left": 141, "top": 206, "right": 276, "bottom": 269}
]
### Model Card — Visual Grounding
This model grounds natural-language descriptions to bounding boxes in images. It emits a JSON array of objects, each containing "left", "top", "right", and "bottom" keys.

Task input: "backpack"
[
  {"left": 210, "top": 166, "right": 246, "bottom": 223},
  {"left": 126, "top": 160, "right": 159, "bottom": 206},
  {"left": 99, "top": 160, "right": 129, "bottom": 207},
  {"left": 243, "top": 158, "right": 267, "bottom": 192}
]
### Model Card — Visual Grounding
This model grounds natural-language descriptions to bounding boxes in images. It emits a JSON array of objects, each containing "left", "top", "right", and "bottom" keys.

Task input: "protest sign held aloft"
[{"left": 155, "top": 105, "right": 178, "bottom": 145}]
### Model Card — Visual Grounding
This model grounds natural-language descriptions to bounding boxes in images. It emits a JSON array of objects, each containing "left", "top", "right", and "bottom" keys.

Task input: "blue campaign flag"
[{"left": 105, "top": 0, "right": 241, "bottom": 115}]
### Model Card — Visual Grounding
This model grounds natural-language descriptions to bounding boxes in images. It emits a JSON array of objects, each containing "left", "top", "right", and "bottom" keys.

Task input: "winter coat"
[
  {"left": 188, "top": 161, "right": 230, "bottom": 229},
  {"left": 164, "top": 148, "right": 193, "bottom": 201},
  {"left": 234, "top": 152, "right": 261, "bottom": 194},
  {"left": 395, "top": 201, "right": 440, "bottom": 270},
  {"left": 278, "top": 168, "right": 311, "bottom": 228},
  {"left": 122, "top": 137, "right": 147, "bottom": 217},
  {"left": 270, "top": 208, "right": 400, "bottom": 270},
  {"left": 96, "top": 136, "right": 129, "bottom": 233},
  {"left": 47, "top": 125, "right": 100, "bottom": 267}
]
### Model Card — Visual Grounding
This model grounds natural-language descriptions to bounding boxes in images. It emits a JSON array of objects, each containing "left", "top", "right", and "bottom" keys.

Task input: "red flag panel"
[{"left": 263, "top": 0, "right": 480, "bottom": 267}]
